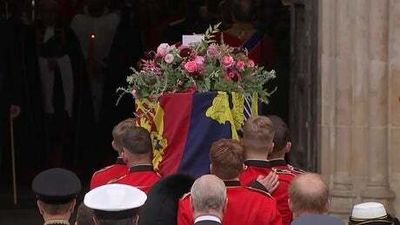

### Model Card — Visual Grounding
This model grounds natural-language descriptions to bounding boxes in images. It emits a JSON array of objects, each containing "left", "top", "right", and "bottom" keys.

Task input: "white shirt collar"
[{"left": 195, "top": 215, "right": 221, "bottom": 223}]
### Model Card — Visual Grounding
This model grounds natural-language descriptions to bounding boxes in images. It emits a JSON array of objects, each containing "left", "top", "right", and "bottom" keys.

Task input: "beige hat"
[{"left": 351, "top": 202, "right": 387, "bottom": 220}]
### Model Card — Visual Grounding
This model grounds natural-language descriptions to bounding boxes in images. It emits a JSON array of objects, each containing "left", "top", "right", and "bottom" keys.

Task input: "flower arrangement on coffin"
[{"left": 118, "top": 23, "right": 276, "bottom": 104}]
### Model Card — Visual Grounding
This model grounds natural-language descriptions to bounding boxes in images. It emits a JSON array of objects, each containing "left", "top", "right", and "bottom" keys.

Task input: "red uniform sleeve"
[{"left": 177, "top": 196, "right": 194, "bottom": 225}]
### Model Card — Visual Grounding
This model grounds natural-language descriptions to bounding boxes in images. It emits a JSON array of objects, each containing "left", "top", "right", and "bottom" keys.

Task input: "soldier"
[
  {"left": 109, "top": 126, "right": 160, "bottom": 193},
  {"left": 89, "top": 118, "right": 136, "bottom": 189},
  {"left": 84, "top": 184, "right": 147, "bottom": 225},
  {"left": 32, "top": 168, "right": 82, "bottom": 225},
  {"left": 267, "top": 115, "right": 304, "bottom": 174},
  {"left": 239, "top": 115, "right": 303, "bottom": 225},
  {"left": 178, "top": 139, "right": 282, "bottom": 225}
]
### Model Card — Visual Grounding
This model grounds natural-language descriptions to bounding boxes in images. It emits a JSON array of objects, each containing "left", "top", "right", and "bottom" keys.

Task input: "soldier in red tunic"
[
  {"left": 239, "top": 116, "right": 303, "bottom": 225},
  {"left": 178, "top": 139, "right": 282, "bottom": 225},
  {"left": 89, "top": 118, "right": 137, "bottom": 189},
  {"left": 109, "top": 126, "right": 160, "bottom": 193},
  {"left": 267, "top": 115, "right": 304, "bottom": 175}
]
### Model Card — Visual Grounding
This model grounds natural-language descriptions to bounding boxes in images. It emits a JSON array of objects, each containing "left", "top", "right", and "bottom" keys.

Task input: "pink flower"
[
  {"left": 194, "top": 56, "right": 205, "bottom": 71},
  {"left": 157, "top": 43, "right": 170, "bottom": 57},
  {"left": 227, "top": 71, "right": 239, "bottom": 81},
  {"left": 247, "top": 59, "right": 255, "bottom": 68},
  {"left": 236, "top": 60, "right": 245, "bottom": 71},
  {"left": 184, "top": 61, "right": 198, "bottom": 73},
  {"left": 222, "top": 55, "right": 234, "bottom": 68},
  {"left": 164, "top": 54, "right": 174, "bottom": 64},
  {"left": 207, "top": 44, "right": 219, "bottom": 58}
]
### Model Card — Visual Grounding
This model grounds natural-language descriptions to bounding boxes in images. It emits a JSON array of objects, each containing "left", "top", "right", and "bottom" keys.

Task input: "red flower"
[
  {"left": 236, "top": 60, "right": 245, "bottom": 71},
  {"left": 227, "top": 71, "right": 239, "bottom": 81},
  {"left": 180, "top": 47, "right": 193, "bottom": 58}
]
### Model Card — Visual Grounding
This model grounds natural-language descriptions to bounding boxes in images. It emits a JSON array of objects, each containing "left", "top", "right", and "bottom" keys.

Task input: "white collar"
[{"left": 195, "top": 215, "right": 221, "bottom": 223}]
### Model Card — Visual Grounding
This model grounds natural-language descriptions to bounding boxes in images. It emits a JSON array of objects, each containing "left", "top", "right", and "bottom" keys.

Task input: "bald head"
[
  {"left": 288, "top": 173, "right": 329, "bottom": 217},
  {"left": 191, "top": 175, "right": 227, "bottom": 218}
]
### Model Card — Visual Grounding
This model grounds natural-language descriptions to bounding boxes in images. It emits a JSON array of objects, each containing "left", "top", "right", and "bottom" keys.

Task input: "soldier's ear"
[
  {"left": 37, "top": 200, "right": 45, "bottom": 215},
  {"left": 285, "top": 142, "right": 292, "bottom": 153}
]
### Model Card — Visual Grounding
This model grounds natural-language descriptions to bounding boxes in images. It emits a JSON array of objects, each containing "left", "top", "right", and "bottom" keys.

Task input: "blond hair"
[{"left": 242, "top": 116, "right": 275, "bottom": 153}]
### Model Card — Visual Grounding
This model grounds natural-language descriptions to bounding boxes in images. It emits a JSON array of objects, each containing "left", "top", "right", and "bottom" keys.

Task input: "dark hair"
[
  {"left": 122, "top": 126, "right": 152, "bottom": 155},
  {"left": 269, "top": 115, "right": 291, "bottom": 153},
  {"left": 232, "top": 0, "right": 255, "bottom": 22}
]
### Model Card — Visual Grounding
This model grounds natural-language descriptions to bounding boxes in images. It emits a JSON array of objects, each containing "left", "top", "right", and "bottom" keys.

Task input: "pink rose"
[
  {"left": 247, "top": 59, "right": 255, "bottom": 68},
  {"left": 236, "top": 60, "right": 245, "bottom": 71},
  {"left": 157, "top": 43, "right": 170, "bottom": 57},
  {"left": 207, "top": 44, "right": 219, "bottom": 58},
  {"left": 164, "top": 54, "right": 174, "bottom": 64},
  {"left": 222, "top": 55, "right": 234, "bottom": 68},
  {"left": 184, "top": 61, "right": 197, "bottom": 73},
  {"left": 227, "top": 71, "right": 239, "bottom": 81},
  {"left": 194, "top": 56, "right": 205, "bottom": 70}
]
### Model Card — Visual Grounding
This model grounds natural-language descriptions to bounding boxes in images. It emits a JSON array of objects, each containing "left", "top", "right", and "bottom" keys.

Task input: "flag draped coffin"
[{"left": 135, "top": 91, "right": 258, "bottom": 177}]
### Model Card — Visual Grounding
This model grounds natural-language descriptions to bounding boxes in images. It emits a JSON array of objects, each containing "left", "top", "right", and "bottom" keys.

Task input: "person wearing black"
[{"left": 32, "top": 168, "right": 82, "bottom": 225}]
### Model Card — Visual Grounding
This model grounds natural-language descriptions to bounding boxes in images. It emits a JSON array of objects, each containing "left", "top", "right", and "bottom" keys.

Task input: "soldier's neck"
[{"left": 246, "top": 152, "right": 268, "bottom": 161}]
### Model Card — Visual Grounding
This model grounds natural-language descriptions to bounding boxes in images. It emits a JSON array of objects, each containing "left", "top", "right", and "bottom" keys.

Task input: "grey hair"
[{"left": 191, "top": 175, "right": 227, "bottom": 213}]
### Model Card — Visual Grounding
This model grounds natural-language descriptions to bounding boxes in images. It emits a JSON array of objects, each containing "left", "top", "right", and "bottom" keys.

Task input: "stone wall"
[{"left": 319, "top": 0, "right": 400, "bottom": 218}]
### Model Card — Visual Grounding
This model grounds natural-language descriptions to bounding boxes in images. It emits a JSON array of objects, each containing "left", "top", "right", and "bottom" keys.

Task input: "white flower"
[
  {"left": 164, "top": 53, "right": 174, "bottom": 64},
  {"left": 157, "top": 43, "right": 170, "bottom": 57}
]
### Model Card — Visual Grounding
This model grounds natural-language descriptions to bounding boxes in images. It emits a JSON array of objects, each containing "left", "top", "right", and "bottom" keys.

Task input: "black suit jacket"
[{"left": 194, "top": 221, "right": 221, "bottom": 225}]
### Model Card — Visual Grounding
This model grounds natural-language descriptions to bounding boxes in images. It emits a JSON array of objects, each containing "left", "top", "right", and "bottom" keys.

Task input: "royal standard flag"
[{"left": 135, "top": 91, "right": 258, "bottom": 177}]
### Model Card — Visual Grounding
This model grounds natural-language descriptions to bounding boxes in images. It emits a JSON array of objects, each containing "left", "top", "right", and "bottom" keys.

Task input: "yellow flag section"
[
  {"left": 134, "top": 99, "right": 167, "bottom": 170},
  {"left": 205, "top": 91, "right": 259, "bottom": 140}
]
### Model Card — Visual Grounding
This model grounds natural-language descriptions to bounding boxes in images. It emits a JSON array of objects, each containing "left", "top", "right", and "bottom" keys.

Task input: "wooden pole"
[{"left": 10, "top": 117, "right": 17, "bottom": 205}]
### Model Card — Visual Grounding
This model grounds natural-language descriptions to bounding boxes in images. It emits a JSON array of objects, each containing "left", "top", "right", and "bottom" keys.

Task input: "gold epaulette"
[
  {"left": 180, "top": 192, "right": 191, "bottom": 200},
  {"left": 245, "top": 186, "right": 273, "bottom": 198},
  {"left": 106, "top": 174, "right": 127, "bottom": 184},
  {"left": 287, "top": 164, "right": 305, "bottom": 174},
  {"left": 272, "top": 168, "right": 297, "bottom": 176}
]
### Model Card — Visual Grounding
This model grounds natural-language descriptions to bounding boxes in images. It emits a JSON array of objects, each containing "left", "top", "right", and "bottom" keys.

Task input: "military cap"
[
  {"left": 84, "top": 184, "right": 147, "bottom": 220},
  {"left": 291, "top": 214, "right": 344, "bottom": 225},
  {"left": 32, "top": 168, "right": 82, "bottom": 204},
  {"left": 349, "top": 202, "right": 398, "bottom": 225}
]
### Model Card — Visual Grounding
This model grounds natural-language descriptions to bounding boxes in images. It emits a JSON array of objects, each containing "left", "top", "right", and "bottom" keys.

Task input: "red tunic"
[
  {"left": 110, "top": 164, "right": 161, "bottom": 193},
  {"left": 177, "top": 181, "right": 282, "bottom": 225},
  {"left": 90, "top": 158, "right": 128, "bottom": 190},
  {"left": 239, "top": 160, "right": 303, "bottom": 225}
]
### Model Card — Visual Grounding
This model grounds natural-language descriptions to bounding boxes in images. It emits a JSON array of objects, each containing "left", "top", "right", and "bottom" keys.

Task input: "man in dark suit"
[
  {"left": 32, "top": 168, "right": 82, "bottom": 225},
  {"left": 191, "top": 174, "right": 227, "bottom": 225}
]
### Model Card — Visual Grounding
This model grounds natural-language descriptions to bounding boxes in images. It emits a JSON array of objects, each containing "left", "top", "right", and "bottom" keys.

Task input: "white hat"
[
  {"left": 351, "top": 202, "right": 387, "bottom": 220},
  {"left": 84, "top": 184, "right": 147, "bottom": 220}
]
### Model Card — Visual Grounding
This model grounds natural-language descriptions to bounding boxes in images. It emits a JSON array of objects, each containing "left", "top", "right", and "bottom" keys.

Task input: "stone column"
[
  {"left": 329, "top": 0, "right": 355, "bottom": 217},
  {"left": 350, "top": 0, "right": 369, "bottom": 202},
  {"left": 388, "top": 0, "right": 400, "bottom": 215},
  {"left": 361, "top": 0, "right": 394, "bottom": 211}
]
